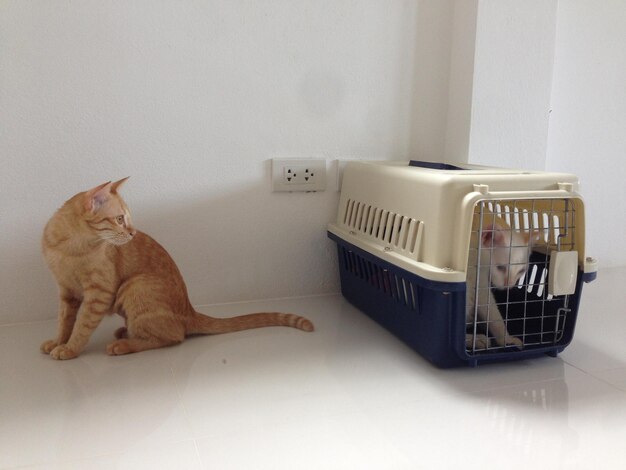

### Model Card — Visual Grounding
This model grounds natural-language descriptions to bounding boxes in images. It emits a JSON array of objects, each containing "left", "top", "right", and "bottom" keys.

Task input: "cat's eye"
[{"left": 116, "top": 215, "right": 125, "bottom": 225}]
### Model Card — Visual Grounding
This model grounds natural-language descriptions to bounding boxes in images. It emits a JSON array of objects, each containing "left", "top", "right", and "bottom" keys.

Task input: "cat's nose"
[{"left": 129, "top": 228, "right": 137, "bottom": 237}]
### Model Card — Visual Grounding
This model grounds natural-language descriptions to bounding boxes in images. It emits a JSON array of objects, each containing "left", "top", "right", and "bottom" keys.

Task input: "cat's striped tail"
[{"left": 185, "top": 311, "right": 314, "bottom": 336}]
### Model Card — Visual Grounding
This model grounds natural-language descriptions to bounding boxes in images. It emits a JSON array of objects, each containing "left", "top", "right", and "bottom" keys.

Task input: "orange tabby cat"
[{"left": 41, "top": 178, "right": 314, "bottom": 360}]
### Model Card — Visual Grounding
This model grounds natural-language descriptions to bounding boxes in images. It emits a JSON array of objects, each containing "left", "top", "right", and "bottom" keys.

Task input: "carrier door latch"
[{"left": 549, "top": 251, "right": 578, "bottom": 296}]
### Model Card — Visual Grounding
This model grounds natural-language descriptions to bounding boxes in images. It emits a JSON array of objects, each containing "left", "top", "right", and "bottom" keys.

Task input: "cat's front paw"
[
  {"left": 106, "top": 339, "right": 133, "bottom": 355},
  {"left": 493, "top": 334, "right": 524, "bottom": 349},
  {"left": 466, "top": 334, "right": 490, "bottom": 350},
  {"left": 49, "top": 344, "right": 79, "bottom": 360},
  {"left": 505, "top": 336, "right": 524, "bottom": 349},
  {"left": 40, "top": 339, "right": 59, "bottom": 354}
]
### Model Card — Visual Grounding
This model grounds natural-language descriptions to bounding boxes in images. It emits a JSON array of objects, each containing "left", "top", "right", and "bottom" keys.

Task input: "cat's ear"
[
  {"left": 481, "top": 223, "right": 505, "bottom": 247},
  {"left": 523, "top": 229, "right": 542, "bottom": 245},
  {"left": 84, "top": 181, "right": 112, "bottom": 213},
  {"left": 111, "top": 177, "right": 130, "bottom": 194}
]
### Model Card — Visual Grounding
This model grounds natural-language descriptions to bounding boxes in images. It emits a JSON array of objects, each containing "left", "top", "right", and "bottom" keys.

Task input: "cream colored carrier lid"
[{"left": 328, "top": 160, "right": 596, "bottom": 283}]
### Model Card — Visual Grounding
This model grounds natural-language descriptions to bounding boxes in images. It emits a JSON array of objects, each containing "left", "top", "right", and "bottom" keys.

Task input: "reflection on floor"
[{"left": 1, "top": 267, "right": 625, "bottom": 469}]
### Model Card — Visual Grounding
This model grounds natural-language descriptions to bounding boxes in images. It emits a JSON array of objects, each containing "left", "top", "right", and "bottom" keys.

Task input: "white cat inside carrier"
[{"left": 327, "top": 160, "right": 597, "bottom": 367}]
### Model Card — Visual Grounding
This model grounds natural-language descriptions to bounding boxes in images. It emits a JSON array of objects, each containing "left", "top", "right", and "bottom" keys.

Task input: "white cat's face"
[{"left": 480, "top": 224, "right": 537, "bottom": 289}]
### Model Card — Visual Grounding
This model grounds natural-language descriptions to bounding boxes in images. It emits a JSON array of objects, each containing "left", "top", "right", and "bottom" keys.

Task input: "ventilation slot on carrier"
[
  {"left": 341, "top": 247, "right": 419, "bottom": 312},
  {"left": 343, "top": 199, "right": 423, "bottom": 259}
]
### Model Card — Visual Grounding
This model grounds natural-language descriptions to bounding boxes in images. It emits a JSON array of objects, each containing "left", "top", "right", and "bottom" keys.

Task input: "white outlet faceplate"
[{"left": 272, "top": 158, "right": 327, "bottom": 192}]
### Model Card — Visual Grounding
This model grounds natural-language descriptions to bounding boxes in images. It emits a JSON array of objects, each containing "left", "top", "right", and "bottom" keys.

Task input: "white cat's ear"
[
  {"left": 111, "top": 177, "right": 130, "bottom": 193},
  {"left": 524, "top": 229, "right": 542, "bottom": 245},
  {"left": 84, "top": 181, "right": 112, "bottom": 213},
  {"left": 481, "top": 223, "right": 505, "bottom": 247}
]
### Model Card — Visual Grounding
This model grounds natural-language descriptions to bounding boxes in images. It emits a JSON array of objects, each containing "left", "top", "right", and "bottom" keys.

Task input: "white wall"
[
  {"left": 443, "top": 0, "right": 478, "bottom": 163},
  {"left": 3, "top": 0, "right": 623, "bottom": 325},
  {"left": 468, "top": 0, "right": 558, "bottom": 169},
  {"left": 466, "top": 0, "right": 625, "bottom": 268},
  {"left": 0, "top": 0, "right": 456, "bottom": 323},
  {"left": 546, "top": 0, "right": 626, "bottom": 267}
]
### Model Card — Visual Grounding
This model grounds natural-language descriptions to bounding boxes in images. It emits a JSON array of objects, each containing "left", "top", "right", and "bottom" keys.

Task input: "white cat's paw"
[
  {"left": 505, "top": 336, "right": 524, "bottom": 349},
  {"left": 466, "top": 334, "right": 490, "bottom": 350},
  {"left": 493, "top": 334, "right": 524, "bottom": 349}
]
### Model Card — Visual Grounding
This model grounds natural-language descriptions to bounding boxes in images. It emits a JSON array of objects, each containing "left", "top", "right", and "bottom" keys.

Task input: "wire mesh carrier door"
[{"left": 466, "top": 198, "right": 579, "bottom": 357}]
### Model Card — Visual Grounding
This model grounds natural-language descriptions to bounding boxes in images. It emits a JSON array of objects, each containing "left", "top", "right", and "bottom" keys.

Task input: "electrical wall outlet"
[{"left": 272, "top": 158, "right": 327, "bottom": 192}]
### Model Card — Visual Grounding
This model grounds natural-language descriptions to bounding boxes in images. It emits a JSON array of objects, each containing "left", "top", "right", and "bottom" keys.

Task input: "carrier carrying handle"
[{"left": 409, "top": 160, "right": 467, "bottom": 171}]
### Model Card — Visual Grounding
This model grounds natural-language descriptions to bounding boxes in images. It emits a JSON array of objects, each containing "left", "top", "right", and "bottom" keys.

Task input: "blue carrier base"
[{"left": 329, "top": 232, "right": 584, "bottom": 368}]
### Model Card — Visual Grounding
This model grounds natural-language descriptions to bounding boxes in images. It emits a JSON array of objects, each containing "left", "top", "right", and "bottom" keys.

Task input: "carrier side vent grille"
[
  {"left": 341, "top": 247, "right": 419, "bottom": 311},
  {"left": 343, "top": 199, "right": 423, "bottom": 259}
]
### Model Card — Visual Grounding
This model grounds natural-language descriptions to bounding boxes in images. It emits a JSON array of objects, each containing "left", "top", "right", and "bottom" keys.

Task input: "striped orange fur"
[{"left": 41, "top": 179, "right": 314, "bottom": 360}]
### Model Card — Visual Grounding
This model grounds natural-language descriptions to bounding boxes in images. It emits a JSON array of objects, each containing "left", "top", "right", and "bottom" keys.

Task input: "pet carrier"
[{"left": 327, "top": 160, "right": 597, "bottom": 367}]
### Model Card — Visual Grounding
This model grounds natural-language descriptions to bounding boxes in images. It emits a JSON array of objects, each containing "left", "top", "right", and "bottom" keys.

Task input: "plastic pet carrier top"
[{"left": 327, "top": 160, "right": 597, "bottom": 367}]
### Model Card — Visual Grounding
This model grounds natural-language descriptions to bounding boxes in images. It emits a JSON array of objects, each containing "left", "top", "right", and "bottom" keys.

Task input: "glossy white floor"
[{"left": 1, "top": 267, "right": 625, "bottom": 470}]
